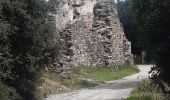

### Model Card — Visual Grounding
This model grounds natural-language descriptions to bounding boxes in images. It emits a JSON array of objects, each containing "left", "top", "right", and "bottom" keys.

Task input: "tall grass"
[{"left": 126, "top": 80, "right": 165, "bottom": 100}]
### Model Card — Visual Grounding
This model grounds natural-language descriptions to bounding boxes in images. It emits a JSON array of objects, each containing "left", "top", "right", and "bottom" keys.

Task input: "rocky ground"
[{"left": 45, "top": 65, "right": 152, "bottom": 100}]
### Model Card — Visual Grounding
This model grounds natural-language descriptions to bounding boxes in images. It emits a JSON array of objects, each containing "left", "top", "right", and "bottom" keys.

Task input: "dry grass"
[
  {"left": 36, "top": 71, "right": 71, "bottom": 99},
  {"left": 36, "top": 65, "right": 138, "bottom": 99}
]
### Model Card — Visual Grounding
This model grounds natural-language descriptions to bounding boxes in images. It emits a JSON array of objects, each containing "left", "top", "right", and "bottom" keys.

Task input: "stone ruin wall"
[{"left": 48, "top": 0, "right": 132, "bottom": 77}]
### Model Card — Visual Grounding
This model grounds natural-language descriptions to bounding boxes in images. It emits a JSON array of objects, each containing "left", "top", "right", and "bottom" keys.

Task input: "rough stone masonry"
[{"left": 48, "top": 0, "right": 132, "bottom": 77}]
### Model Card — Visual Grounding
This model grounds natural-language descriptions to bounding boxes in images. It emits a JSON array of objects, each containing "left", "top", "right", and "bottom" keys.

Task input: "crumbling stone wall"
[{"left": 48, "top": 0, "right": 132, "bottom": 77}]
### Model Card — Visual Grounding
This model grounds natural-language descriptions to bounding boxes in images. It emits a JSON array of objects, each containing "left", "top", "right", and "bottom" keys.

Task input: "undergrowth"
[
  {"left": 126, "top": 80, "right": 165, "bottom": 100},
  {"left": 38, "top": 65, "right": 138, "bottom": 99}
]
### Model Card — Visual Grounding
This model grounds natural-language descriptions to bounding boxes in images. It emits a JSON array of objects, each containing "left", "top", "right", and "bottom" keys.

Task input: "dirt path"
[{"left": 45, "top": 65, "right": 152, "bottom": 100}]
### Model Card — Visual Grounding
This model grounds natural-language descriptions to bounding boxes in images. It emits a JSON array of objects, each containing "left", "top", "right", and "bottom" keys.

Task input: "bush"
[
  {"left": 0, "top": 82, "right": 21, "bottom": 100},
  {"left": 0, "top": 0, "right": 56, "bottom": 99},
  {"left": 126, "top": 80, "right": 164, "bottom": 100}
]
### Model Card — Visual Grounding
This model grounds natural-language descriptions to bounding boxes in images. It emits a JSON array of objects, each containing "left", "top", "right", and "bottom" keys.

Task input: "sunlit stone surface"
[{"left": 48, "top": 0, "right": 132, "bottom": 77}]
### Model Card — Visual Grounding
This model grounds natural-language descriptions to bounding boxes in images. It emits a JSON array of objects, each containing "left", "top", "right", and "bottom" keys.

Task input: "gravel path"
[{"left": 45, "top": 65, "right": 152, "bottom": 100}]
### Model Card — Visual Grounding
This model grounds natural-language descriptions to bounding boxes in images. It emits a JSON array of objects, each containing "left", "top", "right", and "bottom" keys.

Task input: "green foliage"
[
  {"left": 126, "top": 80, "right": 164, "bottom": 100},
  {"left": 37, "top": 65, "right": 139, "bottom": 97},
  {"left": 117, "top": 0, "right": 136, "bottom": 41},
  {"left": 118, "top": 0, "right": 170, "bottom": 94},
  {"left": 117, "top": 0, "right": 140, "bottom": 55},
  {"left": 0, "top": 82, "right": 21, "bottom": 100},
  {"left": 0, "top": 0, "right": 56, "bottom": 99},
  {"left": 131, "top": 0, "right": 170, "bottom": 93}
]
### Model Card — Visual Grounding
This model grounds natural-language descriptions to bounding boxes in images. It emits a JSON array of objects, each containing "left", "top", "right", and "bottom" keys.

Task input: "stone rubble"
[{"left": 48, "top": 0, "right": 133, "bottom": 77}]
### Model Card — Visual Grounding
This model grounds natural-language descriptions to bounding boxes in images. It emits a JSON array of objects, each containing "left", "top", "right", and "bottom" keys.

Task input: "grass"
[
  {"left": 71, "top": 65, "right": 139, "bottom": 89},
  {"left": 37, "top": 65, "right": 139, "bottom": 99},
  {"left": 126, "top": 80, "right": 165, "bottom": 100},
  {"left": 36, "top": 71, "right": 72, "bottom": 99},
  {"left": 79, "top": 79, "right": 97, "bottom": 88},
  {"left": 84, "top": 65, "right": 139, "bottom": 81}
]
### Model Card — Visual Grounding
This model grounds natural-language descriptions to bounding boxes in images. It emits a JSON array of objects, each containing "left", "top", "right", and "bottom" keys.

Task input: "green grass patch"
[
  {"left": 38, "top": 65, "right": 139, "bottom": 98},
  {"left": 85, "top": 65, "right": 138, "bottom": 81},
  {"left": 126, "top": 80, "right": 164, "bottom": 100},
  {"left": 78, "top": 65, "right": 139, "bottom": 81}
]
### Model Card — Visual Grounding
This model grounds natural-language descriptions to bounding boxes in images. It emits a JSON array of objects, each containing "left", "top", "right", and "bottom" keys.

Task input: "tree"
[
  {"left": 117, "top": 0, "right": 142, "bottom": 61},
  {"left": 0, "top": 0, "right": 56, "bottom": 99},
  {"left": 119, "top": 0, "right": 170, "bottom": 93},
  {"left": 144, "top": 0, "right": 170, "bottom": 93}
]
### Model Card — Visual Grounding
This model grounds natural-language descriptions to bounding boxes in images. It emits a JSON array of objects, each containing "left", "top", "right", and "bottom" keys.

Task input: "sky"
[{"left": 115, "top": 0, "right": 125, "bottom": 3}]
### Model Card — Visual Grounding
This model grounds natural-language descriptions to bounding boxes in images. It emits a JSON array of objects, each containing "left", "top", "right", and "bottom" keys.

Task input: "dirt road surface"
[{"left": 45, "top": 65, "right": 152, "bottom": 100}]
